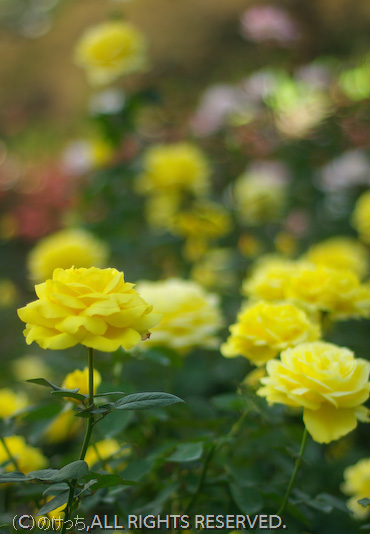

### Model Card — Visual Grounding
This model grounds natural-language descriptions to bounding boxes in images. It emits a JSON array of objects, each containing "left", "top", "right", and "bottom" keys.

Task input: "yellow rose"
[
  {"left": 135, "top": 143, "right": 210, "bottom": 197},
  {"left": 0, "top": 435, "right": 47, "bottom": 474},
  {"left": 0, "top": 388, "right": 28, "bottom": 419},
  {"left": 221, "top": 301, "right": 320, "bottom": 366},
  {"left": 352, "top": 190, "right": 370, "bottom": 245},
  {"left": 286, "top": 264, "right": 370, "bottom": 319},
  {"left": 62, "top": 367, "right": 102, "bottom": 397},
  {"left": 342, "top": 458, "right": 370, "bottom": 519},
  {"left": 305, "top": 237, "right": 368, "bottom": 279},
  {"left": 27, "top": 229, "right": 109, "bottom": 283},
  {"left": 233, "top": 172, "right": 286, "bottom": 225},
  {"left": 84, "top": 439, "right": 130, "bottom": 471},
  {"left": 258, "top": 341, "right": 370, "bottom": 443},
  {"left": 74, "top": 21, "right": 148, "bottom": 86},
  {"left": 242, "top": 256, "right": 297, "bottom": 301},
  {"left": 135, "top": 278, "right": 223, "bottom": 352},
  {"left": 43, "top": 408, "right": 82, "bottom": 444},
  {"left": 17, "top": 267, "right": 161, "bottom": 352}
]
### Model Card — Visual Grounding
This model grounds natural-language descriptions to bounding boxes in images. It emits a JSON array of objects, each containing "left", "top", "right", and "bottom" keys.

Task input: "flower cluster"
[{"left": 17, "top": 267, "right": 161, "bottom": 352}]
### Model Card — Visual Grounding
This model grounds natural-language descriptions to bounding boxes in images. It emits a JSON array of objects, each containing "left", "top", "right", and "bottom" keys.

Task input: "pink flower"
[{"left": 240, "top": 5, "right": 299, "bottom": 45}]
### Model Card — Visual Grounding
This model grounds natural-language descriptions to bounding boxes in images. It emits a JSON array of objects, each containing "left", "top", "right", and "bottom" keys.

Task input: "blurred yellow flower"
[
  {"left": 242, "top": 256, "right": 297, "bottom": 301},
  {"left": 221, "top": 301, "right": 320, "bottom": 366},
  {"left": 74, "top": 21, "right": 148, "bottom": 86},
  {"left": 258, "top": 341, "right": 370, "bottom": 443},
  {"left": 18, "top": 267, "right": 161, "bottom": 352},
  {"left": 0, "top": 388, "right": 28, "bottom": 418},
  {"left": 0, "top": 435, "right": 47, "bottom": 473},
  {"left": 287, "top": 264, "right": 370, "bottom": 319},
  {"left": 43, "top": 408, "right": 82, "bottom": 444},
  {"left": 0, "top": 279, "right": 18, "bottom": 308},
  {"left": 352, "top": 190, "right": 370, "bottom": 245},
  {"left": 274, "top": 231, "right": 297, "bottom": 256},
  {"left": 242, "top": 367, "right": 266, "bottom": 388},
  {"left": 342, "top": 458, "right": 370, "bottom": 518},
  {"left": 27, "top": 229, "right": 110, "bottom": 283},
  {"left": 135, "top": 278, "right": 223, "bottom": 352},
  {"left": 233, "top": 172, "right": 286, "bottom": 225},
  {"left": 144, "top": 193, "right": 181, "bottom": 231},
  {"left": 11, "top": 355, "right": 50, "bottom": 382},
  {"left": 62, "top": 367, "right": 102, "bottom": 397},
  {"left": 84, "top": 438, "right": 130, "bottom": 470},
  {"left": 135, "top": 143, "right": 210, "bottom": 197},
  {"left": 305, "top": 237, "right": 368, "bottom": 279},
  {"left": 170, "top": 201, "right": 232, "bottom": 240}
]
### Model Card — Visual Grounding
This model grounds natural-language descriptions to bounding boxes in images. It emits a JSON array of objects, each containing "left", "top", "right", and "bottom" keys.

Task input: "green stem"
[
  {"left": 277, "top": 427, "right": 309, "bottom": 517},
  {"left": 0, "top": 436, "right": 19, "bottom": 471},
  {"left": 61, "top": 348, "right": 95, "bottom": 534}
]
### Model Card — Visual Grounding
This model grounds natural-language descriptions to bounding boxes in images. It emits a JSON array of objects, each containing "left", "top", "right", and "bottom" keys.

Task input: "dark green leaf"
[
  {"left": 0, "top": 471, "right": 27, "bottom": 483},
  {"left": 51, "top": 390, "right": 87, "bottom": 401},
  {"left": 75, "top": 403, "right": 114, "bottom": 418},
  {"left": 26, "top": 378, "right": 64, "bottom": 391},
  {"left": 27, "top": 460, "right": 89, "bottom": 482},
  {"left": 358, "top": 498, "right": 370, "bottom": 508},
  {"left": 37, "top": 491, "right": 69, "bottom": 515},
  {"left": 83, "top": 472, "right": 139, "bottom": 490},
  {"left": 20, "top": 403, "right": 61, "bottom": 422},
  {"left": 167, "top": 442, "right": 204, "bottom": 463},
  {"left": 43, "top": 483, "right": 69, "bottom": 496},
  {"left": 113, "top": 392, "right": 184, "bottom": 411},
  {"left": 229, "top": 481, "right": 263, "bottom": 515},
  {"left": 94, "top": 391, "right": 126, "bottom": 398}
]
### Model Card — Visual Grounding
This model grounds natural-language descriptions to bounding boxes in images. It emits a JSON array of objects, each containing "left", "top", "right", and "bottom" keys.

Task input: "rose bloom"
[
  {"left": 0, "top": 388, "right": 28, "bottom": 418},
  {"left": 221, "top": 301, "right": 320, "bottom": 366},
  {"left": 135, "top": 143, "right": 210, "bottom": 197},
  {"left": 74, "top": 21, "right": 148, "bottom": 86},
  {"left": 135, "top": 278, "right": 223, "bottom": 352},
  {"left": 258, "top": 341, "right": 370, "bottom": 443},
  {"left": 286, "top": 264, "right": 370, "bottom": 319},
  {"left": 341, "top": 458, "right": 370, "bottom": 518},
  {"left": 62, "top": 367, "right": 102, "bottom": 397},
  {"left": 0, "top": 435, "right": 47, "bottom": 473},
  {"left": 27, "top": 228, "right": 110, "bottom": 282},
  {"left": 242, "top": 256, "right": 297, "bottom": 301},
  {"left": 84, "top": 438, "right": 130, "bottom": 471},
  {"left": 304, "top": 237, "right": 369, "bottom": 279},
  {"left": 352, "top": 190, "right": 370, "bottom": 245},
  {"left": 17, "top": 267, "right": 161, "bottom": 352}
]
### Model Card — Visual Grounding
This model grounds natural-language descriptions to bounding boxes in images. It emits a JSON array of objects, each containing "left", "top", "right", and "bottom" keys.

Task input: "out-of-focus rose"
[
  {"left": 135, "top": 143, "right": 210, "bottom": 197},
  {"left": 84, "top": 439, "right": 130, "bottom": 471},
  {"left": 352, "top": 190, "right": 370, "bottom": 245},
  {"left": 341, "top": 458, "right": 370, "bottom": 518},
  {"left": 43, "top": 408, "right": 82, "bottom": 444},
  {"left": 242, "top": 256, "right": 297, "bottom": 301},
  {"left": 258, "top": 341, "right": 370, "bottom": 443},
  {"left": 135, "top": 278, "right": 223, "bottom": 352},
  {"left": 27, "top": 229, "right": 110, "bottom": 282},
  {"left": 233, "top": 163, "right": 288, "bottom": 225},
  {"left": 62, "top": 367, "right": 102, "bottom": 398},
  {"left": 74, "top": 21, "right": 148, "bottom": 86},
  {"left": 221, "top": 301, "right": 320, "bottom": 366},
  {"left": 0, "top": 388, "right": 28, "bottom": 418},
  {"left": 287, "top": 264, "right": 370, "bottom": 319},
  {"left": 18, "top": 267, "right": 161, "bottom": 352},
  {"left": 240, "top": 5, "right": 299, "bottom": 45},
  {"left": 0, "top": 279, "right": 18, "bottom": 308},
  {"left": 170, "top": 201, "right": 232, "bottom": 241},
  {"left": 305, "top": 237, "right": 368, "bottom": 279},
  {"left": 0, "top": 435, "right": 47, "bottom": 473}
]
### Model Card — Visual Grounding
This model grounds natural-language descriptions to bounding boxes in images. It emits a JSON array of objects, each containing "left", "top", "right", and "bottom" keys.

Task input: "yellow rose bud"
[
  {"left": 74, "top": 21, "right": 148, "bottom": 86},
  {"left": 62, "top": 367, "right": 101, "bottom": 397},
  {"left": 221, "top": 301, "right": 320, "bottom": 366},
  {"left": 258, "top": 341, "right": 370, "bottom": 443},
  {"left": 17, "top": 267, "right": 161, "bottom": 352}
]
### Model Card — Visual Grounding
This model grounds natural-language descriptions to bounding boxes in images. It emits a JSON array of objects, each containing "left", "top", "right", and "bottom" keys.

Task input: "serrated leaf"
[
  {"left": 0, "top": 471, "right": 28, "bottom": 483},
  {"left": 27, "top": 460, "right": 89, "bottom": 482},
  {"left": 37, "top": 491, "right": 69, "bottom": 515},
  {"left": 167, "top": 442, "right": 204, "bottom": 463},
  {"left": 113, "top": 392, "right": 184, "bottom": 411}
]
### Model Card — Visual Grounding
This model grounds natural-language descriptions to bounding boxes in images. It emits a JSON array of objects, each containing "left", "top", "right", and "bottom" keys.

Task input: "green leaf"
[
  {"left": 167, "top": 442, "right": 204, "bottom": 463},
  {"left": 75, "top": 403, "right": 114, "bottom": 418},
  {"left": 83, "top": 472, "right": 138, "bottom": 490},
  {"left": 27, "top": 378, "right": 64, "bottom": 391},
  {"left": 27, "top": 460, "right": 89, "bottom": 482},
  {"left": 43, "top": 483, "right": 69, "bottom": 496},
  {"left": 0, "top": 471, "right": 28, "bottom": 483},
  {"left": 113, "top": 392, "right": 184, "bottom": 411},
  {"left": 229, "top": 481, "right": 263, "bottom": 515},
  {"left": 37, "top": 491, "right": 69, "bottom": 515},
  {"left": 51, "top": 390, "right": 87, "bottom": 402},
  {"left": 358, "top": 498, "right": 370, "bottom": 508},
  {"left": 20, "top": 403, "right": 62, "bottom": 422},
  {"left": 94, "top": 391, "right": 126, "bottom": 398}
]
